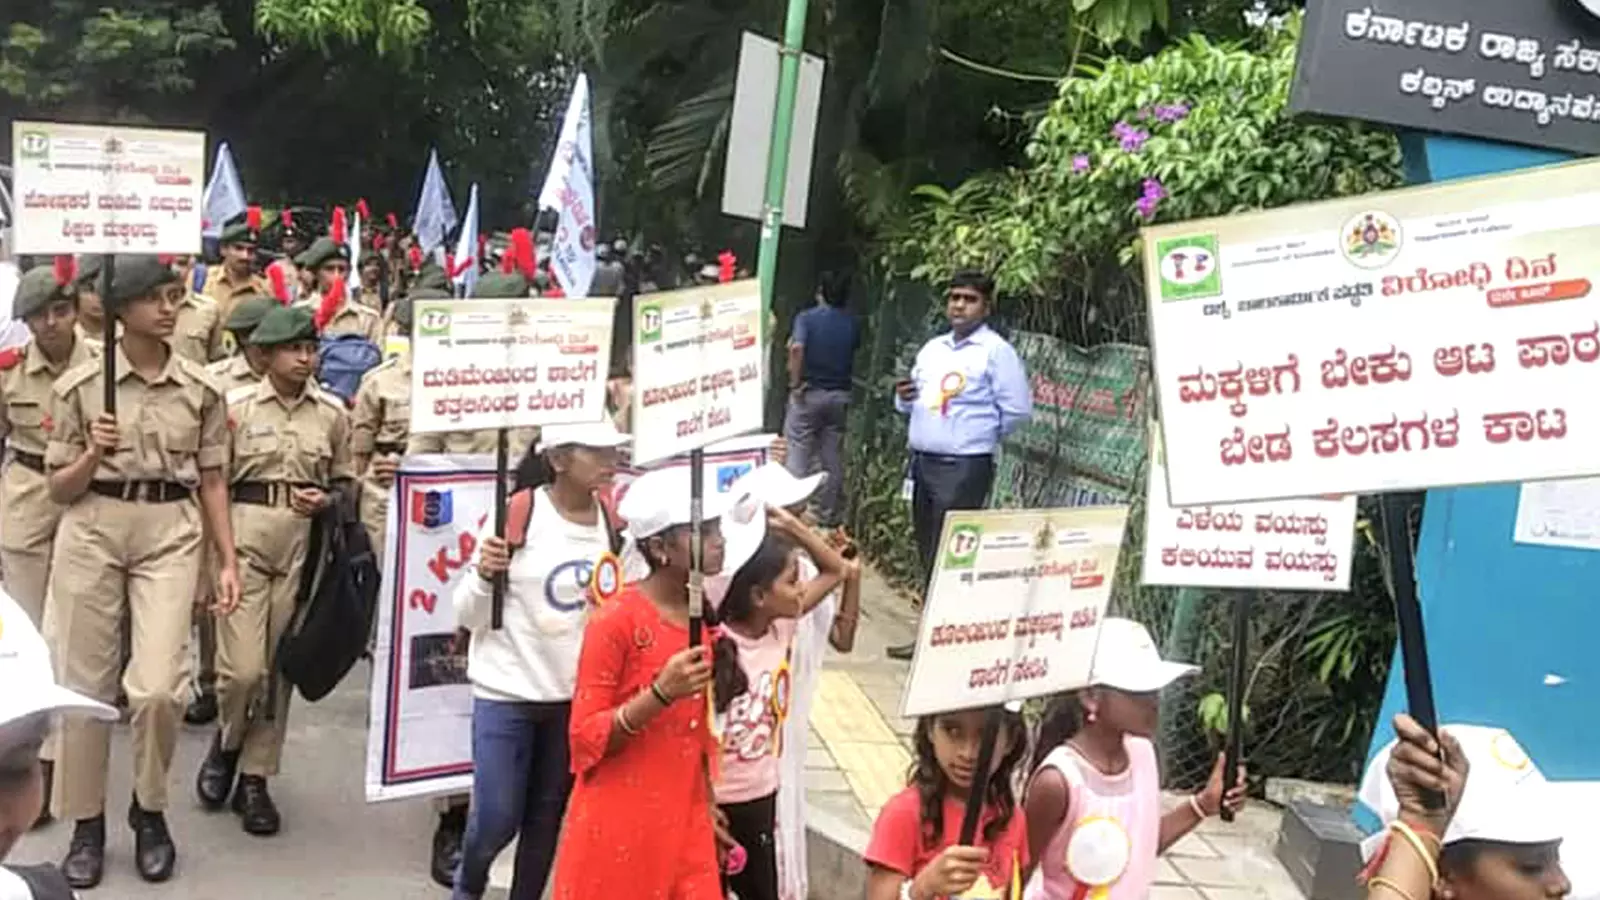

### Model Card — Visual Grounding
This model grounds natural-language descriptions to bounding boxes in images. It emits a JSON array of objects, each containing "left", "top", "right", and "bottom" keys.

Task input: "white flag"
[
  {"left": 202, "top": 142, "right": 246, "bottom": 240},
  {"left": 348, "top": 212, "right": 363, "bottom": 296},
  {"left": 537, "top": 74, "right": 598, "bottom": 297},
  {"left": 412, "top": 148, "right": 459, "bottom": 256},
  {"left": 451, "top": 184, "right": 480, "bottom": 298}
]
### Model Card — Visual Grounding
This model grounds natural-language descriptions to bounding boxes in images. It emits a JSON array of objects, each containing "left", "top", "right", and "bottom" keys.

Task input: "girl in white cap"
[
  {"left": 706, "top": 491, "right": 850, "bottom": 900},
  {"left": 451, "top": 421, "right": 633, "bottom": 900},
  {"left": 1360, "top": 714, "right": 1574, "bottom": 900},
  {"left": 1022, "top": 618, "right": 1245, "bottom": 900}
]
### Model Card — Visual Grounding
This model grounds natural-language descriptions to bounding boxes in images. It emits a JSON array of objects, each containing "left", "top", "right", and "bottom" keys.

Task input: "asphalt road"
[{"left": 11, "top": 665, "right": 446, "bottom": 899}]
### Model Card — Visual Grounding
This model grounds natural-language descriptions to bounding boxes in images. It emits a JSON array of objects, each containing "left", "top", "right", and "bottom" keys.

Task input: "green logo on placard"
[
  {"left": 417, "top": 305, "right": 452, "bottom": 337},
  {"left": 1156, "top": 234, "right": 1222, "bottom": 301},
  {"left": 638, "top": 303, "right": 663, "bottom": 343},
  {"left": 17, "top": 130, "right": 48, "bottom": 159},
  {"left": 943, "top": 524, "right": 984, "bottom": 570}
]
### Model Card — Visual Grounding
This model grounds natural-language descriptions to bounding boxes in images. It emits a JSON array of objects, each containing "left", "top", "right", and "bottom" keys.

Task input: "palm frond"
[{"left": 643, "top": 76, "right": 735, "bottom": 195}]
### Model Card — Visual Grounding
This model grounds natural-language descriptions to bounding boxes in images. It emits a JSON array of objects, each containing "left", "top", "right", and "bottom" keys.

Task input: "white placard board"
[
  {"left": 409, "top": 297, "right": 614, "bottom": 434},
  {"left": 11, "top": 121, "right": 205, "bottom": 255},
  {"left": 1142, "top": 422, "right": 1357, "bottom": 590},
  {"left": 1144, "top": 157, "right": 1600, "bottom": 506},
  {"left": 721, "top": 31, "right": 825, "bottom": 229},
  {"left": 1514, "top": 476, "right": 1600, "bottom": 552},
  {"left": 900, "top": 506, "right": 1128, "bottom": 718},
  {"left": 630, "top": 280, "right": 764, "bottom": 465}
]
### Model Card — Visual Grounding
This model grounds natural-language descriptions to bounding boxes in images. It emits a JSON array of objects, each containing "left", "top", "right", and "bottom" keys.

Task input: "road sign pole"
[{"left": 754, "top": 0, "right": 810, "bottom": 347}]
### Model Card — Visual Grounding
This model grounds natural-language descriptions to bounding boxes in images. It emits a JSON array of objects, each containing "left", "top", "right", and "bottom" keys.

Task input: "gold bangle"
[
  {"left": 1390, "top": 821, "right": 1441, "bottom": 885},
  {"left": 614, "top": 704, "right": 639, "bottom": 736},
  {"left": 1367, "top": 876, "right": 1423, "bottom": 900}
]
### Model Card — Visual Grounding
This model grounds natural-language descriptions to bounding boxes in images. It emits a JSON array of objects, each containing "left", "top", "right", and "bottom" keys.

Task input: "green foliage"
[{"left": 253, "top": 0, "right": 431, "bottom": 56}]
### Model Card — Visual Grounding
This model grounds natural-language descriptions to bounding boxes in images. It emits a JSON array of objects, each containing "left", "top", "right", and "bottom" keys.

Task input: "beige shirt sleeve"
[
  {"left": 44, "top": 380, "right": 85, "bottom": 470},
  {"left": 350, "top": 378, "right": 380, "bottom": 456},
  {"left": 329, "top": 408, "right": 356, "bottom": 481},
  {"left": 196, "top": 382, "right": 230, "bottom": 470},
  {"left": 405, "top": 431, "right": 444, "bottom": 454}
]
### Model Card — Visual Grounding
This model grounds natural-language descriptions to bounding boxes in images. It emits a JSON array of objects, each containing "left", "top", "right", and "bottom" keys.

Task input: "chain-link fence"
[{"left": 841, "top": 264, "right": 1405, "bottom": 791}]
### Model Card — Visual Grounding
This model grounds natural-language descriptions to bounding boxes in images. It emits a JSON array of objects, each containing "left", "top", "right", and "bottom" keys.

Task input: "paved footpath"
[{"left": 11, "top": 566, "right": 1306, "bottom": 899}]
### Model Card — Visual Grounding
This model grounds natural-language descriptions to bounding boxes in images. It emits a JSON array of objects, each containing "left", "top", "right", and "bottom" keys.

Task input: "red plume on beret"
[
  {"left": 407, "top": 245, "right": 424, "bottom": 272},
  {"left": 246, "top": 206, "right": 262, "bottom": 233},
  {"left": 356, "top": 198, "right": 371, "bottom": 221},
  {"left": 266, "top": 260, "right": 291, "bottom": 305},
  {"left": 53, "top": 255, "right": 77, "bottom": 287},
  {"left": 330, "top": 207, "right": 348, "bottom": 245},
  {"left": 386, "top": 212, "right": 399, "bottom": 231},
  {"left": 507, "top": 228, "right": 537, "bottom": 281},
  {"left": 281, "top": 209, "right": 294, "bottom": 230},
  {"left": 314, "top": 279, "right": 345, "bottom": 330},
  {"left": 718, "top": 250, "right": 736, "bottom": 284}
]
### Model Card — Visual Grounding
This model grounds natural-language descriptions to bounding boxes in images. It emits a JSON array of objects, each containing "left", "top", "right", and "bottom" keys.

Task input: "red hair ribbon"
[
  {"left": 718, "top": 251, "right": 736, "bottom": 284},
  {"left": 246, "top": 205, "right": 262, "bottom": 232},
  {"left": 330, "top": 207, "right": 348, "bottom": 245},
  {"left": 53, "top": 255, "right": 77, "bottom": 287}
]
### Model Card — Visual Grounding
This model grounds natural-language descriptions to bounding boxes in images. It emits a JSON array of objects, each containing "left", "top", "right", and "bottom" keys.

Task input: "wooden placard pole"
[
  {"left": 1220, "top": 592, "right": 1252, "bottom": 823},
  {"left": 490, "top": 427, "right": 509, "bottom": 629},
  {"left": 1378, "top": 492, "right": 1443, "bottom": 809},
  {"left": 100, "top": 254, "right": 117, "bottom": 413}
]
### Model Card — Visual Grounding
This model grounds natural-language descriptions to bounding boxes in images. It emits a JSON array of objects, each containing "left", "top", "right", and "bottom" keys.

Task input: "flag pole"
[{"left": 753, "top": 0, "right": 811, "bottom": 348}]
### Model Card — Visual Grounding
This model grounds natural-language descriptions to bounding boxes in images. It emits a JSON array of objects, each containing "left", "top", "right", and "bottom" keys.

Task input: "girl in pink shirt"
[
  {"left": 1021, "top": 618, "right": 1247, "bottom": 900},
  {"left": 711, "top": 503, "right": 848, "bottom": 900}
]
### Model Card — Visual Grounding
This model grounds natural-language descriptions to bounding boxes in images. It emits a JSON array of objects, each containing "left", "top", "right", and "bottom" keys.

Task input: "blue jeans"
[{"left": 452, "top": 698, "right": 573, "bottom": 900}]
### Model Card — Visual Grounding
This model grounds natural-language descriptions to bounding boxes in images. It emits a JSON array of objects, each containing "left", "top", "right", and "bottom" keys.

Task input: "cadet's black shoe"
[
  {"left": 429, "top": 806, "right": 466, "bottom": 888},
  {"left": 184, "top": 690, "right": 218, "bottom": 726},
  {"left": 127, "top": 797, "right": 176, "bottom": 882},
  {"left": 230, "top": 775, "right": 281, "bottom": 836},
  {"left": 61, "top": 815, "right": 105, "bottom": 889},
  {"left": 196, "top": 732, "right": 240, "bottom": 810},
  {"left": 886, "top": 642, "right": 915, "bottom": 661},
  {"left": 31, "top": 760, "right": 54, "bottom": 829}
]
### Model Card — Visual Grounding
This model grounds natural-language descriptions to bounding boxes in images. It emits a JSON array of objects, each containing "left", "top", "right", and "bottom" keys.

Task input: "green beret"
[
  {"left": 250, "top": 305, "right": 318, "bottom": 347},
  {"left": 75, "top": 255, "right": 104, "bottom": 291},
  {"left": 294, "top": 237, "right": 349, "bottom": 271},
  {"left": 220, "top": 214, "right": 259, "bottom": 247},
  {"left": 13, "top": 267, "right": 74, "bottom": 320},
  {"left": 413, "top": 264, "right": 450, "bottom": 292},
  {"left": 107, "top": 256, "right": 179, "bottom": 308},
  {"left": 226, "top": 295, "right": 279, "bottom": 334},
  {"left": 471, "top": 272, "right": 530, "bottom": 299}
]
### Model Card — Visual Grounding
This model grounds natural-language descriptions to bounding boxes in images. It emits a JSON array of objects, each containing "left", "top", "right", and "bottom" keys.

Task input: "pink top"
[
  {"left": 1023, "top": 737, "right": 1162, "bottom": 900},
  {"left": 715, "top": 618, "right": 797, "bottom": 804}
]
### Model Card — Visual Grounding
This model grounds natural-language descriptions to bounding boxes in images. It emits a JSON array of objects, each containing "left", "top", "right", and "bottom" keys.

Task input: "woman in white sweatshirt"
[{"left": 450, "top": 420, "right": 637, "bottom": 900}]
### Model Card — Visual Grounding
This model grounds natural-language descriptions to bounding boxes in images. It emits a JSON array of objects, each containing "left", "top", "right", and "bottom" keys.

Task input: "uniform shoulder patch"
[
  {"left": 226, "top": 383, "right": 258, "bottom": 407},
  {"left": 55, "top": 357, "right": 100, "bottom": 394},
  {"left": 205, "top": 357, "right": 232, "bottom": 376},
  {"left": 312, "top": 383, "right": 352, "bottom": 413},
  {"left": 0, "top": 347, "right": 23, "bottom": 371}
]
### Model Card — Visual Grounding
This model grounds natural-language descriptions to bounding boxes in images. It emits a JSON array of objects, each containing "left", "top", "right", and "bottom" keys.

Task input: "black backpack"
[{"left": 277, "top": 497, "right": 381, "bottom": 702}]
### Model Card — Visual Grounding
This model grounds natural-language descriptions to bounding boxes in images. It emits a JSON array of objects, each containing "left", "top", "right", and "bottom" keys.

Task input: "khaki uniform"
[
  {"left": 219, "top": 379, "right": 353, "bottom": 776},
  {"left": 201, "top": 267, "right": 271, "bottom": 327},
  {"left": 301, "top": 295, "right": 385, "bottom": 346},
  {"left": 0, "top": 337, "right": 98, "bottom": 623},
  {"left": 405, "top": 426, "right": 539, "bottom": 457},
  {"left": 172, "top": 293, "right": 225, "bottom": 364},
  {"left": 46, "top": 344, "right": 229, "bottom": 818},
  {"left": 350, "top": 357, "right": 411, "bottom": 570}
]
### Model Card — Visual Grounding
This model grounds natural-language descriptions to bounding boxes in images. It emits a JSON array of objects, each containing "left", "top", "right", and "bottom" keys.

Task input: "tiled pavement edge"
[{"left": 487, "top": 566, "right": 1307, "bottom": 899}]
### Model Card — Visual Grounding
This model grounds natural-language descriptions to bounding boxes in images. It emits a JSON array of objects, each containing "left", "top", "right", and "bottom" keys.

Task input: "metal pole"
[
  {"left": 100, "top": 255, "right": 117, "bottom": 413},
  {"left": 957, "top": 708, "right": 1003, "bottom": 844},
  {"left": 1221, "top": 592, "right": 1251, "bottom": 823},
  {"left": 753, "top": 0, "right": 811, "bottom": 347},
  {"left": 490, "top": 427, "right": 509, "bottom": 629},
  {"left": 1379, "top": 492, "right": 1443, "bottom": 810}
]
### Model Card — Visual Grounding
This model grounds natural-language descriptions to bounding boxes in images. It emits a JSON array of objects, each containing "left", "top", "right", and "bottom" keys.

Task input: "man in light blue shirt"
[{"left": 888, "top": 270, "right": 1032, "bottom": 660}]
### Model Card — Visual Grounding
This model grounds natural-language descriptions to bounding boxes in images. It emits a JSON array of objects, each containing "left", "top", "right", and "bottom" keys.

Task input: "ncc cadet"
[
  {"left": 184, "top": 295, "right": 281, "bottom": 728},
  {"left": 195, "top": 305, "right": 354, "bottom": 836},
  {"left": 70, "top": 258, "right": 111, "bottom": 350},
  {"left": 168, "top": 259, "right": 226, "bottom": 365},
  {"left": 296, "top": 237, "right": 384, "bottom": 345},
  {"left": 0, "top": 263, "right": 100, "bottom": 828},
  {"left": 404, "top": 271, "right": 540, "bottom": 887},
  {"left": 45, "top": 255, "right": 241, "bottom": 888},
  {"left": 202, "top": 211, "right": 271, "bottom": 326},
  {"left": 350, "top": 292, "right": 431, "bottom": 570}
]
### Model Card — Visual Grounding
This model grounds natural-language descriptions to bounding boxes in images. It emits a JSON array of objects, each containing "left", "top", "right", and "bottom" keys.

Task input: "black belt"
[
  {"left": 88, "top": 480, "right": 192, "bottom": 503},
  {"left": 231, "top": 481, "right": 318, "bottom": 507},
  {"left": 10, "top": 450, "right": 44, "bottom": 473},
  {"left": 373, "top": 441, "right": 405, "bottom": 455}
]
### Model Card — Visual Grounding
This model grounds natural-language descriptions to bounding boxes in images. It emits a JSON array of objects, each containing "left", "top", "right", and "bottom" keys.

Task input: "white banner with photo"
[{"left": 365, "top": 435, "right": 777, "bottom": 802}]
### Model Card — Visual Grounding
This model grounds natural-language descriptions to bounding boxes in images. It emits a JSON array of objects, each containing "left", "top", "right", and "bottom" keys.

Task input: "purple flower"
[
  {"left": 1142, "top": 177, "right": 1166, "bottom": 200},
  {"left": 1072, "top": 154, "right": 1091, "bottom": 173},
  {"left": 1136, "top": 194, "right": 1162, "bottom": 220},
  {"left": 1112, "top": 121, "right": 1149, "bottom": 152},
  {"left": 1154, "top": 103, "right": 1191, "bottom": 124}
]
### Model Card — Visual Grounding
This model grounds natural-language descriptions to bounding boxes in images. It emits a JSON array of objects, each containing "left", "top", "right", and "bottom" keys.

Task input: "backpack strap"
[{"left": 505, "top": 487, "right": 537, "bottom": 549}]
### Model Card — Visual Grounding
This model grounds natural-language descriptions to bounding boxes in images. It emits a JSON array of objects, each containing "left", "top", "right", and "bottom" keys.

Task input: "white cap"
[
  {"left": 618, "top": 465, "right": 735, "bottom": 540},
  {"left": 1087, "top": 617, "right": 1199, "bottom": 693},
  {"left": 705, "top": 492, "right": 768, "bottom": 610},
  {"left": 1358, "top": 724, "right": 1565, "bottom": 859},
  {"left": 539, "top": 419, "right": 629, "bottom": 451},
  {"left": 0, "top": 590, "right": 117, "bottom": 728},
  {"left": 730, "top": 463, "right": 824, "bottom": 510}
]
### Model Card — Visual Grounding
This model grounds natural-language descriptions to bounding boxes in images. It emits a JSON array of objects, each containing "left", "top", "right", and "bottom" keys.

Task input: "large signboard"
[
  {"left": 630, "top": 281, "right": 764, "bottom": 465},
  {"left": 409, "top": 297, "right": 614, "bottom": 434},
  {"left": 10, "top": 121, "right": 205, "bottom": 255},
  {"left": 366, "top": 438, "right": 777, "bottom": 802},
  {"left": 1141, "top": 423, "right": 1357, "bottom": 591},
  {"left": 1290, "top": 1, "right": 1600, "bottom": 156},
  {"left": 1144, "top": 157, "right": 1600, "bottom": 506},
  {"left": 900, "top": 506, "right": 1127, "bottom": 718}
]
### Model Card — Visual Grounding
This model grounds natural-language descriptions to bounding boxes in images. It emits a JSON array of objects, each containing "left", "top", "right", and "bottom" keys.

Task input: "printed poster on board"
[
  {"left": 1144, "top": 157, "right": 1600, "bottom": 507},
  {"left": 365, "top": 437, "right": 777, "bottom": 802}
]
